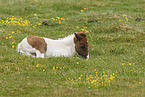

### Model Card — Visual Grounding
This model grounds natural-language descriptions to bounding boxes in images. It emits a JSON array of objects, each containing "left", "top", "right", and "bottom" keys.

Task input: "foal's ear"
[{"left": 75, "top": 32, "right": 79, "bottom": 39}]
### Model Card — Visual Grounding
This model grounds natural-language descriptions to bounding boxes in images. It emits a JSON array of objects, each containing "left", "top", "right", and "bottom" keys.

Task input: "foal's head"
[{"left": 74, "top": 32, "right": 89, "bottom": 59}]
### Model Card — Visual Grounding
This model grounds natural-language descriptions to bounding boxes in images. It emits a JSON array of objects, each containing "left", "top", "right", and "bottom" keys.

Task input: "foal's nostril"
[{"left": 80, "top": 45, "right": 85, "bottom": 48}]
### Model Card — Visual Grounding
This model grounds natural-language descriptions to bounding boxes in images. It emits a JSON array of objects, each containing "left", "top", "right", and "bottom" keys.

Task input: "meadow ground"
[{"left": 0, "top": 0, "right": 145, "bottom": 96}]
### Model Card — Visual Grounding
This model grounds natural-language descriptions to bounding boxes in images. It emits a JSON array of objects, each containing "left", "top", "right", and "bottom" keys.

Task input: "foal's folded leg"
[{"left": 36, "top": 50, "right": 45, "bottom": 58}]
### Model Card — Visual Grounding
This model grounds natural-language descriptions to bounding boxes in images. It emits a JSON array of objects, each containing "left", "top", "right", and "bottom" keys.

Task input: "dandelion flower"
[
  {"left": 81, "top": 29, "right": 84, "bottom": 31},
  {"left": 76, "top": 27, "right": 79, "bottom": 29},
  {"left": 59, "top": 20, "right": 61, "bottom": 24},
  {"left": 27, "top": 76, "right": 29, "bottom": 78},
  {"left": 12, "top": 45, "right": 15, "bottom": 48},
  {"left": 53, "top": 66, "right": 55, "bottom": 70},
  {"left": 119, "top": 20, "right": 121, "bottom": 22},
  {"left": 36, "top": 64, "right": 39, "bottom": 67},
  {"left": 139, "top": 82, "right": 141, "bottom": 84},
  {"left": 129, "top": 63, "right": 132, "bottom": 65},
  {"left": 43, "top": 69, "right": 45, "bottom": 71},
  {"left": 34, "top": 14, "right": 37, "bottom": 16},
  {"left": 85, "top": 30, "right": 89, "bottom": 33},
  {"left": 56, "top": 17, "right": 60, "bottom": 19},
  {"left": 61, "top": 18, "right": 65, "bottom": 21},
  {"left": 6, "top": 37, "right": 8, "bottom": 39},
  {"left": 84, "top": 8, "right": 86, "bottom": 10},
  {"left": 12, "top": 42, "right": 14, "bottom": 44},
  {"left": 77, "top": 62, "right": 79, "bottom": 64},
  {"left": 86, "top": 59, "right": 89, "bottom": 61},
  {"left": 81, "top": 10, "right": 83, "bottom": 12},
  {"left": 88, "top": 86, "right": 90, "bottom": 89},
  {"left": 12, "top": 31, "right": 14, "bottom": 34},
  {"left": 9, "top": 36, "right": 12, "bottom": 39}
]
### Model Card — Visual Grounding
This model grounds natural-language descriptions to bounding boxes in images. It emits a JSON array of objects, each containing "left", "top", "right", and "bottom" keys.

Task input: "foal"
[{"left": 18, "top": 32, "right": 89, "bottom": 59}]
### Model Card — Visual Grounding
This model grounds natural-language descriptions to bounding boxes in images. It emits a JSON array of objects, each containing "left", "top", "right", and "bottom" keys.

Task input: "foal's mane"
[{"left": 58, "top": 34, "right": 74, "bottom": 41}]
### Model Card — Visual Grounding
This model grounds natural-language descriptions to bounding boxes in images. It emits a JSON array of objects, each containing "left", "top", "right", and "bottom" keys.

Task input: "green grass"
[{"left": 0, "top": 0, "right": 145, "bottom": 96}]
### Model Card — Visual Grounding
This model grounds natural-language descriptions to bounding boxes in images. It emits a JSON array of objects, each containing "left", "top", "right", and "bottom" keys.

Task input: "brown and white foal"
[{"left": 18, "top": 32, "right": 89, "bottom": 59}]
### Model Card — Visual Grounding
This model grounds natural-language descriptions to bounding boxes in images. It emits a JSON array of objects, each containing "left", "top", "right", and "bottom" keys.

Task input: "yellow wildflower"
[
  {"left": 56, "top": 17, "right": 60, "bottom": 19},
  {"left": 12, "top": 31, "right": 14, "bottom": 34},
  {"left": 43, "top": 69, "right": 45, "bottom": 71},
  {"left": 84, "top": 8, "right": 86, "bottom": 10},
  {"left": 34, "top": 14, "right": 37, "bottom": 16},
  {"left": 9, "top": 36, "right": 12, "bottom": 39},
  {"left": 81, "top": 29, "right": 84, "bottom": 31},
  {"left": 59, "top": 20, "right": 61, "bottom": 24},
  {"left": 61, "top": 18, "right": 65, "bottom": 20},
  {"left": 85, "top": 30, "right": 89, "bottom": 33},
  {"left": 81, "top": 10, "right": 83, "bottom": 12},
  {"left": 53, "top": 66, "right": 55, "bottom": 70},
  {"left": 12, "top": 42, "right": 14, "bottom": 44},
  {"left": 12, "top": 45, "right": 15, "bottom": 48},
  {"left": 36, "top": 64, "right": 39, "bottom": 67},
  {"left": 77, "top": 62, "right": 79, "bottom": 64},
  {"left": 6, "top": 37, "right": 8, "bottom": 39},
  {"left": 119, "top": 20, "right": 121, "bottom": 22},
  {"left": 125, "top": 17, "right": 128, "bottom": 21}
]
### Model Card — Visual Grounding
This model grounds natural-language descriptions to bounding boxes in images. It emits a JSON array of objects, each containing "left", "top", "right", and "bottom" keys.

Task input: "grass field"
[{"left": 0, "top": 0, "right": 145, "bottom": 96}]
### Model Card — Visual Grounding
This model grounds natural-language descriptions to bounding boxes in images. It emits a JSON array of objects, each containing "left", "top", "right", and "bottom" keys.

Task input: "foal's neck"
[{"left": 59, "top": 34, "right": 75, "bottom": 45}]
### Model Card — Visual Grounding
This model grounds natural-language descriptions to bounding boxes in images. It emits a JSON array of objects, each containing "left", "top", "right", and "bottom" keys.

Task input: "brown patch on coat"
[
  {"left": 27, "top": 36, "right": 47, "bottom": 53},
  {"left": 74, "top": 32, "right": 89, "bottom": 58}
]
